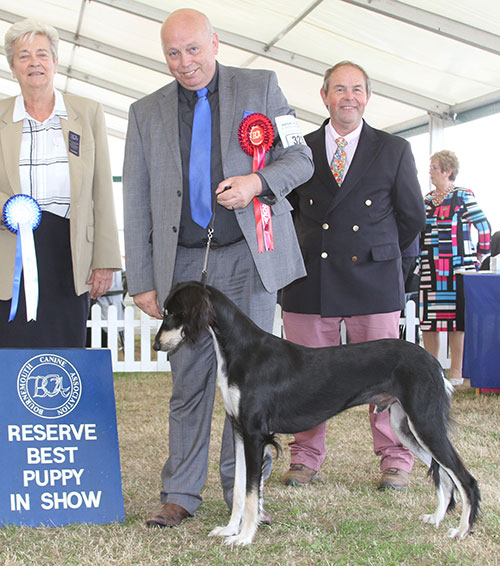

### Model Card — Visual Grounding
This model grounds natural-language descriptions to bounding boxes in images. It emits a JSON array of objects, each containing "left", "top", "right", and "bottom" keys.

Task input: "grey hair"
[
  {"left": 323, "top": 61, "right": 372, "bottom": 97},
  {"left": 4, "top": 19, "right": 59, "bottom": 67},
  {"left": 431, "top": 150, "right": 460, "bottom": 182}
]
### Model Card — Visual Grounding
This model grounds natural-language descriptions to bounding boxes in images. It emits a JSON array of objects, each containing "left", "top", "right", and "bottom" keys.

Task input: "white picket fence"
[
  {"left": 87, "top": 299, "right": 450, "bottom": 372},
  {"left": 87, "top": 303, "right": 169, "bottom": 372}
]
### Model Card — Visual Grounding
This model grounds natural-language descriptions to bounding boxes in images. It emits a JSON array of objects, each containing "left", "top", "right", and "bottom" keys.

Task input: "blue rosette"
[
  {"left": 2, "top": 195, "right": 42, "bottom": 322},
  {"left": 3, "top": 194, "right": 41, "bottom": 233}
]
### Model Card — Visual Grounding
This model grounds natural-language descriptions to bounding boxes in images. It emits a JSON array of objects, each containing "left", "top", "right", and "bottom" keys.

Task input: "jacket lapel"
[
  {"left": 159, "top": 82, "right": 182, "bottom": 175},
  {"left": 328, "top": 121, "right": 381, "bottom": 211},
  {"left": 0, "top": 100, "right": 23, "bottom": 195},
  {"left": 60, "top": 95, "right": 83, "bottom": 204},
  {"left": 218, "top": 64, "right": 236, "bottom": 163},
  {"left": 309, "top": 121, "right": 339, "bottom": 194}
]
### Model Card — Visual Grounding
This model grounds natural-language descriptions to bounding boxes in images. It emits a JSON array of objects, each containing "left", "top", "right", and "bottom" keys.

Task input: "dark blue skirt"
[{"left": 0, "top": 212, "right": 89, "bottom": 348}]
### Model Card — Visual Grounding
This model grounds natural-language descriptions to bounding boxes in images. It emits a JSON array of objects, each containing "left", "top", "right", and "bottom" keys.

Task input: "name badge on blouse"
[{"left": 69, "top": 131, "right": 80, "bottom": 156}]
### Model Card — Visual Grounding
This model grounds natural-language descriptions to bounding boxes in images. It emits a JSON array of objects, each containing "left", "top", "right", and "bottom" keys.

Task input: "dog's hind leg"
[
  {"left": 421, "top": 458, "right": 479, "bottom": 539},
  {"left": 389, "top": 403, "right": 431, "bottom": 467},
  {"left": 225, "top": 433, "right": 264, "bottom": 546},
  {"left": 209, "top": 430, "right": 246, "bottom": 538},
  {"left": 439, "top": 464, "right": 479, "bottom": 539},
  {"left": 421, "top": 462, "right": 456, "bottom": 529},
  {"left": 405, "top": 422, "right": 480, "bottom": 538},
  {"left": 389, "top": 404, "right": 457, "bottom": 529},
  {"left": 397, "top": 406, "right": 480, "bottom": 538}
]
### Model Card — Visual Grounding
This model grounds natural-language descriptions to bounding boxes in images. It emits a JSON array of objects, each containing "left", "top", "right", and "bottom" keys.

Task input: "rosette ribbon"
[
  {"left": 238, "top": 113, "right": 274, "bottom": 253},
  {"left": 2, "top": 195, "right": 42, "bottom": 321}
]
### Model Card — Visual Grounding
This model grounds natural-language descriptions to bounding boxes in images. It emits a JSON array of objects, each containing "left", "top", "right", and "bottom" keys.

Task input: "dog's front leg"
[
  {"left": 225, "top": 488, "right": 259, "bottom": 546},
  {"left": 209, "top": 431, "right": 246, "bottom": 538},
  {"left": 224, "top": 435, "right": 263, "bottom": 546}
]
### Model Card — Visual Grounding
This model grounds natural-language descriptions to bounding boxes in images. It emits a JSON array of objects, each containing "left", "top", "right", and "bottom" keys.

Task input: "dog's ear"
[{"left": 182, "top": 284, "right": 215, "bottom": 344}]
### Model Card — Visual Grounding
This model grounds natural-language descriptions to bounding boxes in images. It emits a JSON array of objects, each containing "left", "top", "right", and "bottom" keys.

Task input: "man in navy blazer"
[
  {"left": 281, "top": 61, "right": 426, "bottom": 491},
  {"left": 123, "top": 9, "right": 313, "bottom": 528}
]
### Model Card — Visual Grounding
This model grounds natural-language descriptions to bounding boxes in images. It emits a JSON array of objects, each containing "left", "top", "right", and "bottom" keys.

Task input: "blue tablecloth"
[{"left": 463, "top": 273, "right": 500, "bottom": 388}]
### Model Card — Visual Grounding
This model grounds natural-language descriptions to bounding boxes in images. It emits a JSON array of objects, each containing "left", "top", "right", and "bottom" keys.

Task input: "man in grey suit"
[
  {"left": 123, "top": 8, "right": 313, "bottom": 527},
  {"left": 281, "top": 61, "right": 425, "bottom": 491}
]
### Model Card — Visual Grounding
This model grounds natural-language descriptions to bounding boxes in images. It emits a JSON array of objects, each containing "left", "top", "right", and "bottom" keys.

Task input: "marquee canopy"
[{"left": 0, "top": 0, "right": 499, "bottom": 139}]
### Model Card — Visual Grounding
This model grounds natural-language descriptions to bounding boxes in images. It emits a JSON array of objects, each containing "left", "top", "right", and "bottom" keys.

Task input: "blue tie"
[{"left": 189, "top": 87, "right": 212, "bottom": 228}]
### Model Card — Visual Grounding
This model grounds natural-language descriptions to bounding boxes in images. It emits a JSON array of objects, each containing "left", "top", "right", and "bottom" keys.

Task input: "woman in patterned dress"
[{"left": 419, "top": 150, "right": 491, "bottom": 385}]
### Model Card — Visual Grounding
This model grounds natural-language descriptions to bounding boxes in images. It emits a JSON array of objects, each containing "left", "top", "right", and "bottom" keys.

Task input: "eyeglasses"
[{"left": 429, "top": 165, "right": 441, "bottom": 171}]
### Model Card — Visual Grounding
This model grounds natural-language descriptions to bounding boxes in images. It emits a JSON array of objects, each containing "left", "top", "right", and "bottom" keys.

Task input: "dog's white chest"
[{"left": 209, "top": 328, "right": 240, "bottom": 418}]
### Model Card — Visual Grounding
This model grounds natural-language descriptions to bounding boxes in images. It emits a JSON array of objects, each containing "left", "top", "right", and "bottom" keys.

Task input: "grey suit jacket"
[
  {"left": 123, "top": 64, "right": 313, "bottom": 305},
  {"left": 0, "top": 93, "right": 122, "bottom": 299},
  {"left": 282, "top": 119, "right": 426, "bottom": 317}
]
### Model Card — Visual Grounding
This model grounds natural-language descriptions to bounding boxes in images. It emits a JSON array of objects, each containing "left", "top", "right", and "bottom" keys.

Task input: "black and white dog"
[{"left": 153, "top": 281, "right": 480, "bottom": 546}]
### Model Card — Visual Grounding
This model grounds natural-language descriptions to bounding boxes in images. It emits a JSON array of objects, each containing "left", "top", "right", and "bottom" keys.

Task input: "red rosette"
[
  {"left": 237, "top": 113, "right": 275, "bottom": 253},
  {"left": 238, "top": 113, "right": 274, "bottom": 156}
]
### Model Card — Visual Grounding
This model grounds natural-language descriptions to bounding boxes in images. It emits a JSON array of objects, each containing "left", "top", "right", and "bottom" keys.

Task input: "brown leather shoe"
[
  {"left": 145, "top": 503, "right": 191, "bottom": 527},
  {"left": 282, "top": 463, "right": 319, "bottom": 486},
  {"left": 377, "top": 468, "right": 410, "bottom": 491}
]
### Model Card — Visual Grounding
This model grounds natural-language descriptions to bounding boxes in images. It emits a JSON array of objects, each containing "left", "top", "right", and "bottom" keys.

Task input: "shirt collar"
[
  {"left": 13, "top": 89, "right": 68, "bottom": 123},
  {"left": 325, "top": 119, "right": 363, "bottom": 146},
  {"left": 178, "top": 61, "right": 219, "bottom": 103}
]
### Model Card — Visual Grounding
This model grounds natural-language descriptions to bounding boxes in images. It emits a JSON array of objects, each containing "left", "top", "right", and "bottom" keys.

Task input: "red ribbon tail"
[
  {"left": 253, "top": 198, "right": 264, "bottom": 253},
  {"left": 263, "top": 213, "right": 274, "bottom": 251},
  {"left": 252, "top": 145, "right": 273, "bottom": 253}
]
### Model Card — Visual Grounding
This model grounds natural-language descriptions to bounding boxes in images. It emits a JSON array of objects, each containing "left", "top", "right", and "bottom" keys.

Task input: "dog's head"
[{"left": 153, "top": 281, "right": 215, "bottom": 353}]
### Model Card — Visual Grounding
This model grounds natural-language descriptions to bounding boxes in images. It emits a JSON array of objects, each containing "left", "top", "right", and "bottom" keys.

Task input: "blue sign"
[{"left": 0, "top": 349, "right": 125, "bottom": 527}]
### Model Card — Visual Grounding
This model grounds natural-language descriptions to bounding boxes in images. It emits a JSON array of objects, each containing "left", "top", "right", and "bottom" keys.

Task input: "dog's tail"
[{"left": 264, "top": 432, "right": 282, "bottom": 460}]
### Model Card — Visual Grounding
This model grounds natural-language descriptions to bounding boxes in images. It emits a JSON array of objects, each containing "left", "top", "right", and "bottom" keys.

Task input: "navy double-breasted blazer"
[{"left": 282, "top": 119, "right": 426, "bottom": 317}]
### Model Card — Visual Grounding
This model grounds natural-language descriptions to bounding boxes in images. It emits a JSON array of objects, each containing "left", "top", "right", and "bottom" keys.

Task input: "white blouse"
[{"left": 14, "top": 89, "right": 71, "bottom": 219}]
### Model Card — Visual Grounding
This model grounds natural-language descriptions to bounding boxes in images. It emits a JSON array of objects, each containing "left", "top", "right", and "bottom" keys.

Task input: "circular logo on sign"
[{"left": 17, "top": 354, "right": 82, "bottom": 419}]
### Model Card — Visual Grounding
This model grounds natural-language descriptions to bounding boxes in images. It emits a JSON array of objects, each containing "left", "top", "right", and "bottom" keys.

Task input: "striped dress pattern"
[{"left": 419, "top": 187, "right": 491, "bottom": 331}]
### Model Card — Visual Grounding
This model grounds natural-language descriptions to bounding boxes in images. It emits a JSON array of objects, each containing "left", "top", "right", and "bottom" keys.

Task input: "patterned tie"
[
  {"left": 331, "top": 137, "right": 347, "bottom": 185},
  {"left": 189, "top": 87, "right": 212, "bottom": 228}
]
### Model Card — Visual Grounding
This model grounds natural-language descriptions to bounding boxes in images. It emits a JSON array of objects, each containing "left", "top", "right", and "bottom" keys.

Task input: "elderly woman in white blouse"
[{"left": 0, "top": 19, "right": 121, "bottom": 347}]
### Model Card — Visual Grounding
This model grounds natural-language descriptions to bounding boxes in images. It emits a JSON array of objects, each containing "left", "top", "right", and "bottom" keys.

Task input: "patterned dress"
[{"left": 419, "top": 187, "right": 491, "bottom": 332}]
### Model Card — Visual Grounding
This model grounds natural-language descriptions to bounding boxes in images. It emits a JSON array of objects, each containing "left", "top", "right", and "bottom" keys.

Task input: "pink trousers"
[{"left": 283, "top": 311, "right": 414, "bottom": 473}]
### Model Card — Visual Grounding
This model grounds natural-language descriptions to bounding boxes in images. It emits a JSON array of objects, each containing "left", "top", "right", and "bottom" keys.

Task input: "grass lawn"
[{"left": 1, "top": 373, "right": 499, "bottom": 566}]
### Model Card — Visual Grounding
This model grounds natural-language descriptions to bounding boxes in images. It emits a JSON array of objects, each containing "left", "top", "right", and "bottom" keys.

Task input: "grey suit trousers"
[{"left": 160, "top": 240, "right": 276, "bottom": 514}]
